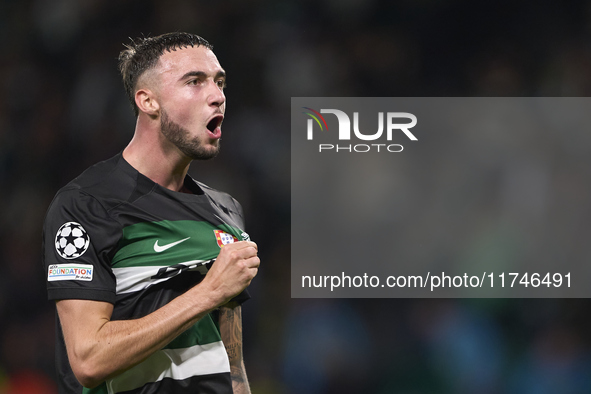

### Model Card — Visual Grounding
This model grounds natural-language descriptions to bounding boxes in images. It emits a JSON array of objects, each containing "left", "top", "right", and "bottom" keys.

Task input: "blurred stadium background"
[{"left": 2, "top": 0, "right": 591, "bottom": 393}]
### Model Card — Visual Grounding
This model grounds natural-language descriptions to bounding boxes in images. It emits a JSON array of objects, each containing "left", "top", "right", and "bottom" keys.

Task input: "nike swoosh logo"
[{"left": 154, "top": 237, "right": 191, "bottom": 253}]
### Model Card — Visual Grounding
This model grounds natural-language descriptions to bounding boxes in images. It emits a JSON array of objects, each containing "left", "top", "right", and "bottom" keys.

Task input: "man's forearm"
[
  {"left": 219, "top": 303, "right": 251, "bottom": 393},
  {"left": 230, "top": 360, "right": 251, "bottom": 394},
  {"left": 57, "top": 283, "right": 222, "bottom": 388}
]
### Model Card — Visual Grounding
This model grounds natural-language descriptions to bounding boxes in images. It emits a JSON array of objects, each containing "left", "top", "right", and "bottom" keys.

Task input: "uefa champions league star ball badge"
[{"left": 55, "top": 222, "right": 90, "bottom": 259}]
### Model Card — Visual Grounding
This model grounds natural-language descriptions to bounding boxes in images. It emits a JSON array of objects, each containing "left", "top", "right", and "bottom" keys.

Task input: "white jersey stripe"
[
  {"left": 113, "top": 260, "right": 210, "bottom": 294},
  {"left": 106, "top": 341, "right": 230, "bottom": 394}
]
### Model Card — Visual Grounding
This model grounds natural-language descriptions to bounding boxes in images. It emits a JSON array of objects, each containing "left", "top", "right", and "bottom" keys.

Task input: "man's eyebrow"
[{"left": 179, "top": 70, "right": 227, "bottom": 81}]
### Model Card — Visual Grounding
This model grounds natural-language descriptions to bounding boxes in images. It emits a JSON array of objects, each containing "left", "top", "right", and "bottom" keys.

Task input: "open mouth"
[{"left": 206, "top": 115, "right": 224, "bottom": 132}]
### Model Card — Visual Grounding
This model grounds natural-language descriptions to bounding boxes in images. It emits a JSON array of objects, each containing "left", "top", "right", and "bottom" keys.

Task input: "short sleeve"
[
  {"left": 42, "top": 188, "right": 121, "bottom": 303},
  {"left": 230, "top": 288, "right": 250, "bottom": 304}
]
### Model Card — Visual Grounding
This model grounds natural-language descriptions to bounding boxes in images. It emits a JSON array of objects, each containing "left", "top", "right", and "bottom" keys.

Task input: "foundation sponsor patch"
[{"left": 48, "top": 264, "right": 94, "bottom": 282}]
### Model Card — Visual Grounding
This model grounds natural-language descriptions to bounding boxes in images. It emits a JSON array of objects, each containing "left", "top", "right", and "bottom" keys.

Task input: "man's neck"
[{"left": 123, "top": 119, "right": 192, "bottom": 193}]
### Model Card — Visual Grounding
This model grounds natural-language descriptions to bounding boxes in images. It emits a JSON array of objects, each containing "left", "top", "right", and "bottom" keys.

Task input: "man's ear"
[{"left": 135, "top": 88, "right": 160, "bottom": 117}]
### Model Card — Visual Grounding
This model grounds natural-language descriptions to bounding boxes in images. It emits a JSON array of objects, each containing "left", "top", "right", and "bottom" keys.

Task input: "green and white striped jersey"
[{"left": 43, "top": 153, "right": 250, "bottom": 394}]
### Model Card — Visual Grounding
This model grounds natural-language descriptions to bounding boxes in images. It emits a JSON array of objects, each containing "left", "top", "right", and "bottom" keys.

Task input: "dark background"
[{"left": 1, "top": 0, "right": 591, "bottom": 393}]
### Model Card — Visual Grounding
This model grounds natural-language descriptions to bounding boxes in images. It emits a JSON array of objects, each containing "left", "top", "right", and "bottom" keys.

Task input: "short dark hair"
[{"left": 118, "top": 32, "right": 213, "bottom": 117}]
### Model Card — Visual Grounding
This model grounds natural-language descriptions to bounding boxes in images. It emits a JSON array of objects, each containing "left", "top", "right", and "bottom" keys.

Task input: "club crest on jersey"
[
  {"left": 214, "top": 229, "right": 238, "bottom": 248},
  {"left": 54, "top": 222, "right": 90, "bottom": 259}
]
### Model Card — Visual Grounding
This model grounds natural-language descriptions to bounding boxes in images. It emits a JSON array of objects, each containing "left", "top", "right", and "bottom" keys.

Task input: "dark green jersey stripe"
[
  {"left": 83, "top": 383, "right": 107, "bottom": 394},
  {"left": 112, "top": 220, "right": 245, "bottom": 269}
]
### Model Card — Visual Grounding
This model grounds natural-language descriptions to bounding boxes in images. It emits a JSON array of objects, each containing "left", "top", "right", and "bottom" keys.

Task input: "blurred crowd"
[{"left": 1, "top": 0, "right": 591, "bottom": 393}]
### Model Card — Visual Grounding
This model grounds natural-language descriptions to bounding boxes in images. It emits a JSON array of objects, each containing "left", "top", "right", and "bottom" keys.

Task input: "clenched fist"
[{"left": 200, "top": 241, "right": 260, "bottom": 306}]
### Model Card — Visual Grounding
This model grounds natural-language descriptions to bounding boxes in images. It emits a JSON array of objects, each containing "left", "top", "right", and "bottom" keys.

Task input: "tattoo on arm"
[
  {"left": 219, "top": 302, "right": 242, "bottom": 364},
  {"left": 231, "top": 365, "right": 246, "bottom": 384},
  {"left": 219, "top": 303, "right": 251, "bottom": 393}
]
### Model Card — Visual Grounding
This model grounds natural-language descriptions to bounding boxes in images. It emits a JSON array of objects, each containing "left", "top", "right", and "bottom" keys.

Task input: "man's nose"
[{"left": 207, "top": 82, "right": 225, "bottom": 107}]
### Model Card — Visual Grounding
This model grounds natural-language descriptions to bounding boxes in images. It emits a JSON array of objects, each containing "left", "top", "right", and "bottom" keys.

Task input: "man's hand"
[{"left": 199, "top": 241, "right": 259, "bottom": 306}]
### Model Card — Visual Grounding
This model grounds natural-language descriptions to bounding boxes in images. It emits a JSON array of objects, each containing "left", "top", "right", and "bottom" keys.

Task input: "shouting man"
[{"left": 43, "top": 32, "right": 259, "bottom": 393}]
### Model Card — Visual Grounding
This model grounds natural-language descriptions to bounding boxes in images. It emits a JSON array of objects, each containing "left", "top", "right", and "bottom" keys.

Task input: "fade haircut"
[{"left": 118, "top": 32, "right": 213, "bottom": 117}]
